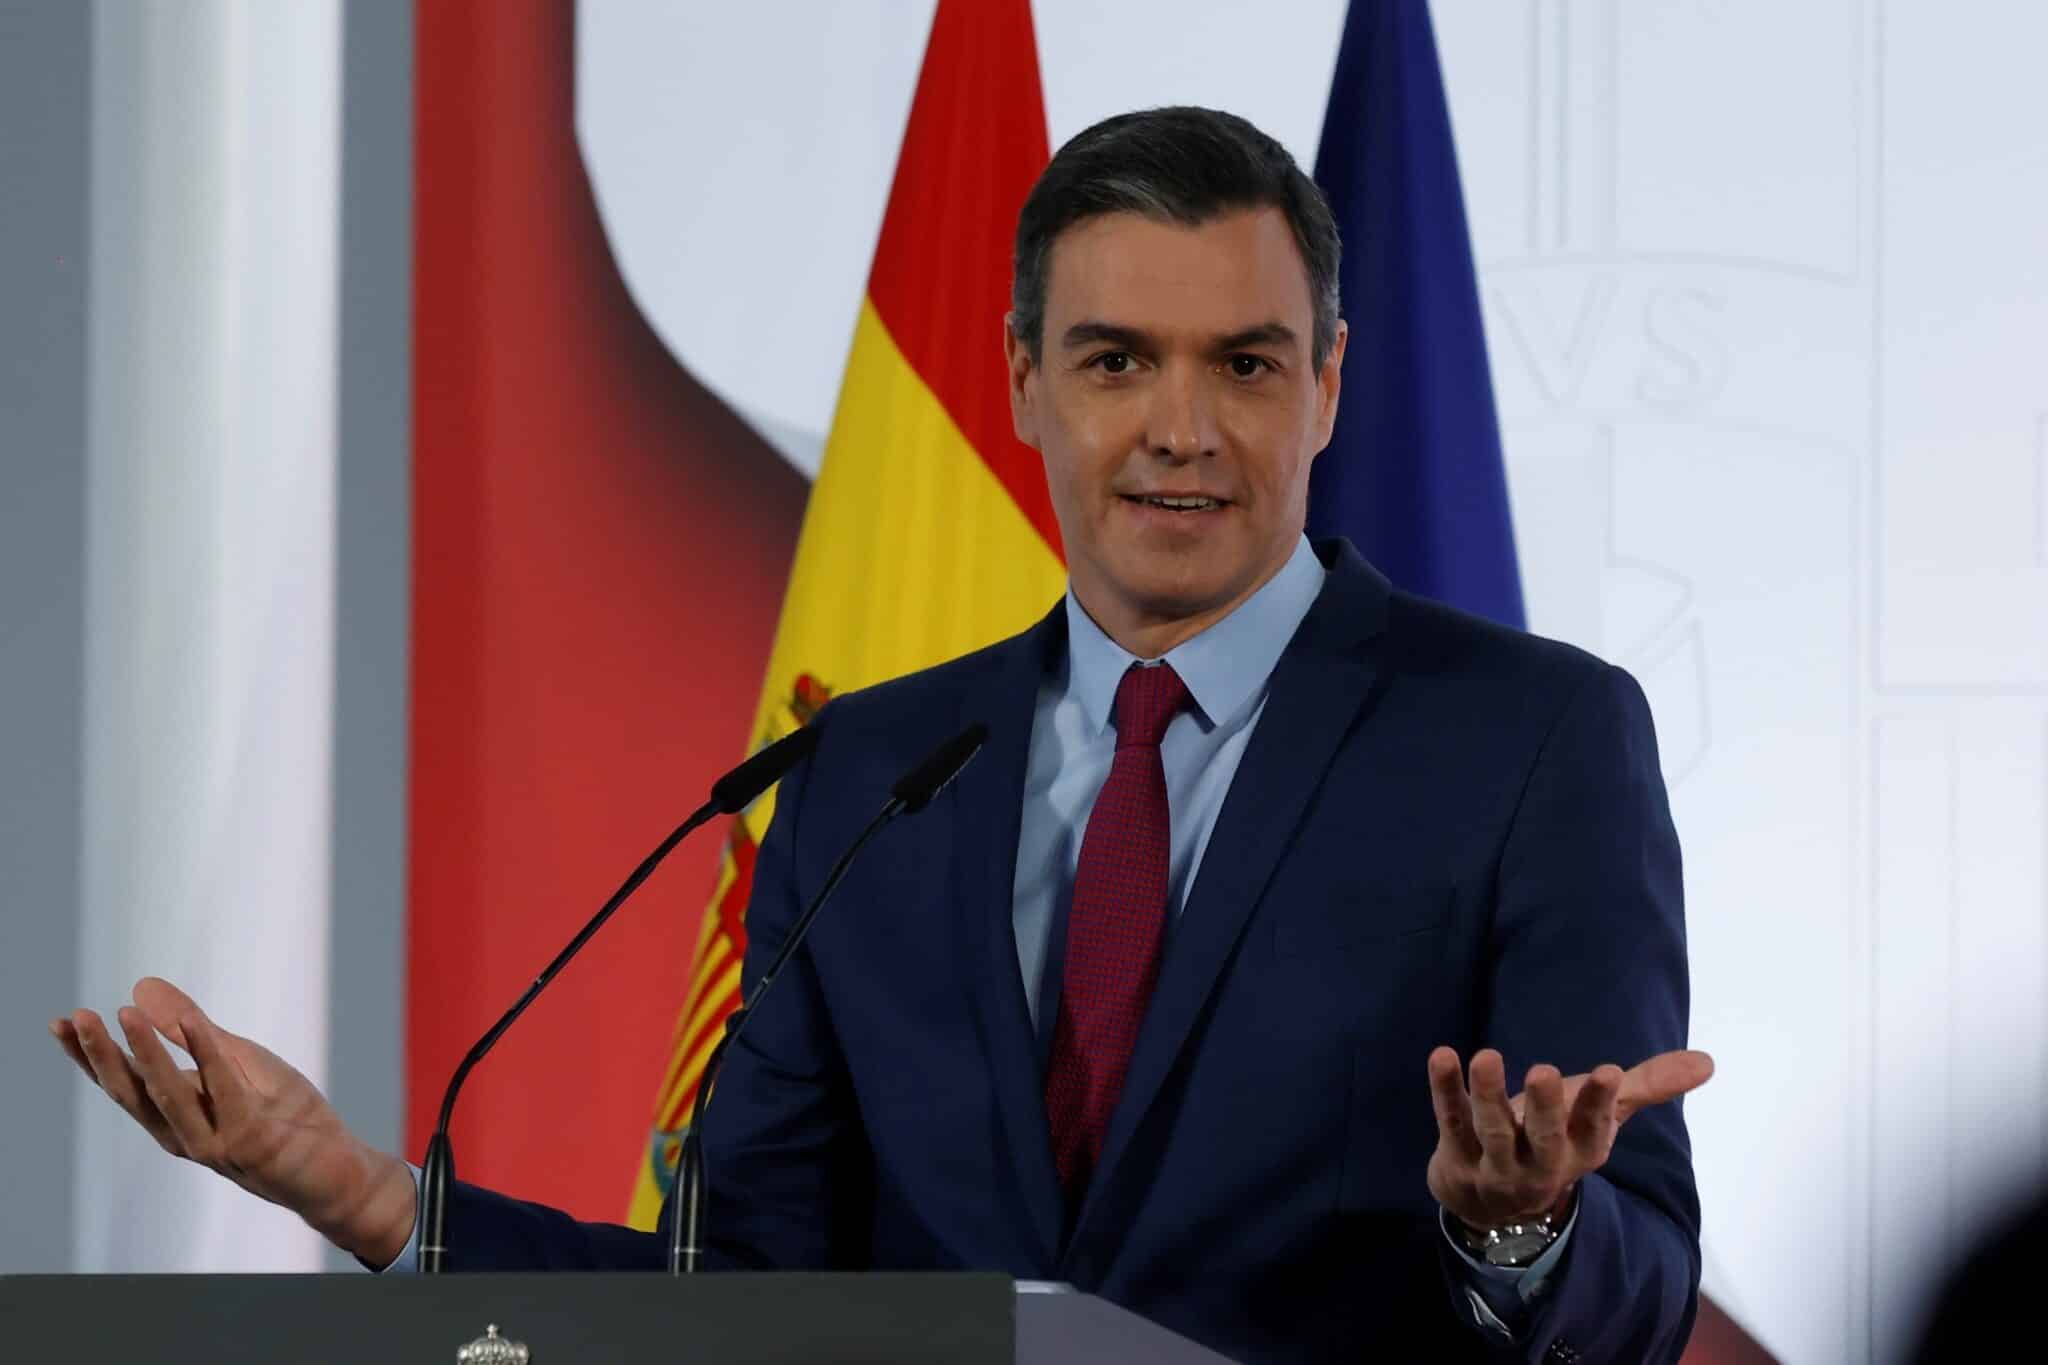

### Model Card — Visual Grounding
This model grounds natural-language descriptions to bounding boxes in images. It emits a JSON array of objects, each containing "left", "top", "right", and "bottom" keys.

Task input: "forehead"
[{"left": 1041, "top": 207, "right": 1315, "bottom": 340}]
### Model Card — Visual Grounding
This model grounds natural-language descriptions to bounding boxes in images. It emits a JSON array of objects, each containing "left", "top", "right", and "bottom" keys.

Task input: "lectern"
[{"left": 0, "top": 1272, "right": 1235, "bottom": 1363}]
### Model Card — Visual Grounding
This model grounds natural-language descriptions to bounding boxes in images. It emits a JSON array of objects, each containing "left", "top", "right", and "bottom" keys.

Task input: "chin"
[{"left": 1120, "top": 568, "right": 1244, "bottom": 625}]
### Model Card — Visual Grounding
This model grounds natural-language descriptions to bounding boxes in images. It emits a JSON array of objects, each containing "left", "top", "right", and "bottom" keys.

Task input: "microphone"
[
  {"left": 889, "top": 723, "right": 989, "bottom": 813},
  {"left": 416, "top": 724, "right": 820, "bottom": 1272},
  {"left": 667, "top": 722, "right": 989, "bottom": 1273}
]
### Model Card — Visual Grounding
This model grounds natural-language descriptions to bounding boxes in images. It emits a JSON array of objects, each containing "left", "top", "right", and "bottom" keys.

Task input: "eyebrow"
[
  {"left": 1214, "top": 322, "right": 1299, "bottom": 352},
  {"left": 1059, "top": 321, "right": 1154, "bottom": 352},
  {"left": 1057, "top": 319, "right": 1301, "bottom": 353}
]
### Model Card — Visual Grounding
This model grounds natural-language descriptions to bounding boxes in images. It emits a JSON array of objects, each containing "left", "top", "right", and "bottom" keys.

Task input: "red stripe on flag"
[
  {"left": 715, "top": 823, "right": 758, "bottom": 951},
  {"left": 866, "top": 0, "right": 1062, "bottom": 561}
]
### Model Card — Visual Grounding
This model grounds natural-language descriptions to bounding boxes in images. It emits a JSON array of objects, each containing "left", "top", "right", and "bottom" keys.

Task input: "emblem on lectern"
[{"left": 456, "top": 1324, "right": 530, "bottom": 1363}]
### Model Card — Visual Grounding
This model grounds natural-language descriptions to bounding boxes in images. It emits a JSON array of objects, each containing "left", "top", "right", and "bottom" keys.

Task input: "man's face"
[{"left": 1006, "top": 206, "right": 1345, "bottom": 647}]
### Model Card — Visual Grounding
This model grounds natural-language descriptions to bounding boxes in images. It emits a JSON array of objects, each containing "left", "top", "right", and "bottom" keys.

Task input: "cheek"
[
  {"left": 1032, "top": 440, "right": 1105, "bottom": 535},
  {"left": 1223, "top": 402, "right": 1318, "bottom": 504},
  {"left": 1048, "top": 400, "right": 1139, "bottom": 502},
  {"left": 1276, "top": 451, "right": 1318, "bottom": 514},
  {"left": 1066, "top": 392, "right": 1133, "bottom": 451}
]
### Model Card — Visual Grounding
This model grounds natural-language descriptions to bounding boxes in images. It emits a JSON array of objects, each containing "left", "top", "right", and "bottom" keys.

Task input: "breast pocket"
[
  {"left": 1258, "top": 878, "right": 1464, "bottom": 1091},
  {"left": 1270, "top": 879, "right": 1457, "bottom": 961}
]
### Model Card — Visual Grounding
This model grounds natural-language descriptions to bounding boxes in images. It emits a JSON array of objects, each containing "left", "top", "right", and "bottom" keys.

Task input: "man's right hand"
[{"left": 49, "top": 977, "right": 417, "bottom": 1268}]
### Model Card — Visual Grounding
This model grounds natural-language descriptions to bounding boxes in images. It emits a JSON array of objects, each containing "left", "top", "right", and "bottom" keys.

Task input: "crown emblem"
[
  {"left": 456, "top": 1324, "right": 530, "bottom": 1364},
  {"left": 788, "top": 672, "right": 833, "bottom": 726}
]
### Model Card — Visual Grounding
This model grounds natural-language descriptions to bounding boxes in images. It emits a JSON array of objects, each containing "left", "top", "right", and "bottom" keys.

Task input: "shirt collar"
[{"left": 1062, "top": 536, "right": 1327, "bottom": 736}]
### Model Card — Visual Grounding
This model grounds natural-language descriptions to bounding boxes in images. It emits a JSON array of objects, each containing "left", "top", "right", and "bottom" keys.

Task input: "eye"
[
  {"left": 1089, "top": 351, "right": 1134, "bottom": 375},
  {"left": 1227, "top": 354, "right": 1272, "bottom": 379}
]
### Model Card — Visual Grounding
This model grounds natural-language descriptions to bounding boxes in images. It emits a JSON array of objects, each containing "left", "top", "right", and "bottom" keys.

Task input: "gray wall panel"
[
  {"left": 325, "top": 0, "right": 415, "bottom": 1273},
  {"left": 0, "top": 0, "right": 90, "bottom": 1274}
]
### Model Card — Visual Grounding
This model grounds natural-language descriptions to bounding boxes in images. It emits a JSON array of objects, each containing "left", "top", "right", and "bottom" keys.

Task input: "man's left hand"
[{"left": 1425, "top": 1046, "right": 1715, "bottom": 1229}]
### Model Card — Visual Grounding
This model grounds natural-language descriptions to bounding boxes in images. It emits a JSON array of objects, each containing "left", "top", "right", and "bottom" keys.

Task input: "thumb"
[{"left": 1618, "top": 1049, "right": 1715, "bottom": 1119}]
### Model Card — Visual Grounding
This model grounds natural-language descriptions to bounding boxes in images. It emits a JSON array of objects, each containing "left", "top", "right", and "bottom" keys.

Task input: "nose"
[{"left": 1143, "top": 363, "right": 1219, "bottom": 462}]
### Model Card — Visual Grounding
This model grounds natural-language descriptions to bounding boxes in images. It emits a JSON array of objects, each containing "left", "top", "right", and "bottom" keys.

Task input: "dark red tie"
[{"left": 1044, "top": 661, "right": 1190, "bottom": 1202}]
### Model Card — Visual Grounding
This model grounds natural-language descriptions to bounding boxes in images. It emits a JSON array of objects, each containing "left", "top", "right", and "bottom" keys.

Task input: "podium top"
[
  {"left": 1015, "top": 1281, "right": 1235, "bottom": 1363},
  {"left": 1, "top": 1272, "right": 1235, "bottom": 1364}
]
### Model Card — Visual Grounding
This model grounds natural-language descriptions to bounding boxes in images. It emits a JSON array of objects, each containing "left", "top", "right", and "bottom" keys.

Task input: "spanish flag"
[{"left": 627, "top": 0, "right": 1065, "bottom": 1226}]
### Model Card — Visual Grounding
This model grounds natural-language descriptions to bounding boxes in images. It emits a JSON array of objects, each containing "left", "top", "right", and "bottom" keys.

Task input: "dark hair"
[{"left": 1011, "top": 106, "right": 1342, "bottom": 369}]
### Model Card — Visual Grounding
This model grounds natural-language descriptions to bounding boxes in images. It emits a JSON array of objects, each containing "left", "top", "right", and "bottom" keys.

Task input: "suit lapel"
[
  {"left": 950, "top": 604, "right": 1068, "bottom": 1267},
  {"left": 1069, "top": 543, "right": 1392, "bottom": 1251}
]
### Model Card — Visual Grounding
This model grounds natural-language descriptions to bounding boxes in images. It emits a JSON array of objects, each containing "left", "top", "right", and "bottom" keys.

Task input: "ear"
[
  {"left": 1003, "top": 313, "right": 1042, "bottom": 450},
  {"left": 1308, "top": 319, "right": 1348, "bottom": 458}
]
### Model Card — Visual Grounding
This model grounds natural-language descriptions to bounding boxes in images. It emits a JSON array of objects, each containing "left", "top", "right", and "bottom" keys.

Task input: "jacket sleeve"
[
  {"left": 438, "top": 1178, "right": 668, "bottom": 1271},
  {"left": 1451, "top": 662, "right": 1702, "bottom": 1363}
]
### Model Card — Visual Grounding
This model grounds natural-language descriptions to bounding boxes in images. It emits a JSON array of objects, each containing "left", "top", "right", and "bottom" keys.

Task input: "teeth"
[{"left": 1140, "top": 495, "right": 1219, "bottom": 510}]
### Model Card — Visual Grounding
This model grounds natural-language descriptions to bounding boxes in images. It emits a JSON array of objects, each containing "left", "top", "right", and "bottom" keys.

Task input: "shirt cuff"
[
  {"left": 366, "top": 1162, "right": 425, "bottom": 1274},
  {"left": 1437, "top": 1196, "right": 1580, "bottom": 1334}
]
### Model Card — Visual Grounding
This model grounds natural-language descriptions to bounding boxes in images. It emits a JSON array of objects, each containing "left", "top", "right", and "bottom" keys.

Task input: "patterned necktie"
[{"left": 1044, "top": 660, "right": 1190, "bottom": 1203}]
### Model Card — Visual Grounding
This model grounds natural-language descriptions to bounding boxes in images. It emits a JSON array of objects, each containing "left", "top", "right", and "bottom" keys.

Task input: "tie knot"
[{"left": 1112, "top": 662, "right": 1189, "bottom": 750}]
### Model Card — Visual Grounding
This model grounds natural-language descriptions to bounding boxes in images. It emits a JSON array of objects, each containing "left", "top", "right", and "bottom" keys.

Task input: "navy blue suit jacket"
[{"left": 445, "top": 540, "right": 1701, "bottom": 1363}]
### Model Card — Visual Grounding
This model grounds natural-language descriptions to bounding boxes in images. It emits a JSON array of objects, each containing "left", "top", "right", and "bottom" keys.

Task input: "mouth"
[{"left": 1119, "top": 493, "right": 1230, "bottom": 514}]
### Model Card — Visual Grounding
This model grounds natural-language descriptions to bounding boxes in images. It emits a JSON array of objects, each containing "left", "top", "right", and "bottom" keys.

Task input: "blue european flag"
[{"left": 1309, "top": 0, "right": 1526, "bottom": 630}]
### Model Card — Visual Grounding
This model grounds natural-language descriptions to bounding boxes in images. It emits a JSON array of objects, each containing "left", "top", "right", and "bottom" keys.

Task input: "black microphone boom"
[
  {"left": 415, "top": 724, "right": 819, "bottom": 1272},
  {"left": 667, "top": 722, "right": 989, "bottom": 1273}
]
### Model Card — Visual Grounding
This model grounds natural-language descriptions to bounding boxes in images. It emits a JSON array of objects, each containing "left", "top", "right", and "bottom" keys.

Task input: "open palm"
[
  {"left": 51, "top": 977, "right": 414, "bottom": 1264},
  {"left": 1425, "top": 1045, "right": 1714, "bottom": 1228}
]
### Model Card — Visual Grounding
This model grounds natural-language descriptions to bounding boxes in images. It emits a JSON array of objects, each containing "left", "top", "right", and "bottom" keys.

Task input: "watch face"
[{"left": 1484, "top": 1230, "right": 1553, "bottom": 1268}]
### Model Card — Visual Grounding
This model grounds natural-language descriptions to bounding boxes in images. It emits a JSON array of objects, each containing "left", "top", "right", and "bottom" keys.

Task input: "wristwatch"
[{"left": 1448, "top": 1187, "right": 1577, "bottom": 1269}]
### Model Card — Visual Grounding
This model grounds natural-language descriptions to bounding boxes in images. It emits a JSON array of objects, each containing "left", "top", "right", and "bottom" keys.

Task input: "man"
[{"left": 52, "top": 108, "right": 1711, "bottom": 1362}]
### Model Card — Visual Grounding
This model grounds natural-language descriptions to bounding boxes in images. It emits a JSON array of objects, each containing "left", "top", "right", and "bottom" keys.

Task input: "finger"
[
  {"left": 1566, "top": 1063, "right": 1624, "bottom": 1166},
  {"left": 181, "top": 1010, "right": 255, "bottom": 1132},
  {"left": 138, "top": 982, "right": 285, "bottom": 1091},
  {"left": 50, "top": 1016, "right": 95, "bottom": 1079},
  {"left": 1427, "top": 1047, "right": 1483, "bottom": 1164},
  {"left": 117, "top": 1006, "right": 216, "bottom": 1158},
  {"left": 1467, "top": 1049, "right": 1520, "bottom": 1166},
  {"left": 69, "top": 1010, "right": 182, "bottom": 1153},
  {"left": 71, "top": 1009, "right": 143, "bottom": 1101},
  {"left": 1616, "top": 1049, "right": 1716, "bottom": 1122},
  {"left": 1522, "top": 1064, "right": 1568, "bottom": 1177},
  {"left": 132, "top": 977, "right": 204, "bottom": 1052}
]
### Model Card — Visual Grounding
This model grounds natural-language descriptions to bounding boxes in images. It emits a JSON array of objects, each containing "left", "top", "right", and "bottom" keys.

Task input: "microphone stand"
[
  {"left": 418, "top": 799, "right": 723, "bottom": 1271},
  {"left": 666, "top": 799, "right": 902, "bottom": 1273},
  {"left": 416, "top": 726, "right": 819, "bottom": 1272},
  {"left": 666, "top": 722, "right": 988, "bottom": 1274}
]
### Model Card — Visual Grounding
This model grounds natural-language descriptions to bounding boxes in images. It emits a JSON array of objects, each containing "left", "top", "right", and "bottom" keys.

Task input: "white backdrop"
[
  {"left": 75, "top": 0, "right": 341, "bottom": 1273},
  {"left": 579, "top": 3, "right": 2048, "bottom": 1361}
]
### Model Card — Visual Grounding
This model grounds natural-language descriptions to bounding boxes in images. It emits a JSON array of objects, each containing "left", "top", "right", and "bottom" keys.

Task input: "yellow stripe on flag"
[{"left": 756, "top": 300, "right": 1065, "bottom": 712}]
